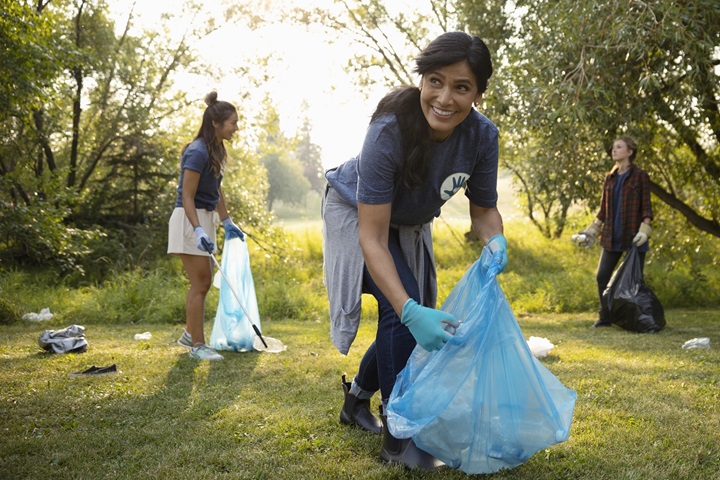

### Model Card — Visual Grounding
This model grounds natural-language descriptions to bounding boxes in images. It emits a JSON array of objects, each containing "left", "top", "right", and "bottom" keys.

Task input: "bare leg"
[{"left": 180, "top": 254, "right": 213, "bottom": 347}]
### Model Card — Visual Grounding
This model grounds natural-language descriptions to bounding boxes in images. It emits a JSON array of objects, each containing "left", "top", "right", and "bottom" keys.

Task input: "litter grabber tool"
[{"left": 201, "top": 238, "right": 285, "bottom": 353}]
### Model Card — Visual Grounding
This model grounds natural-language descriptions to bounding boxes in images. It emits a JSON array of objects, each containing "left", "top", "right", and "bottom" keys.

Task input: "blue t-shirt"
[
  {"left": 174, "top": 139, "right": 223, "bottom": 210},
  {"left": 326, "top": 110, "right": 499, "bottom": 225}
]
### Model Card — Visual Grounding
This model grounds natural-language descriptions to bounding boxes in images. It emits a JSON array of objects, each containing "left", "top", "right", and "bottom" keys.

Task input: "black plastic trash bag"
[
  {"left": 38, "top": 324, "right": 88, "bottom": 353},
  {"left": 602, "top": 245, "right": 665, "bottom": 333},
  {"left": 386, "top": 247, "right": 576, "bottom": 474}
]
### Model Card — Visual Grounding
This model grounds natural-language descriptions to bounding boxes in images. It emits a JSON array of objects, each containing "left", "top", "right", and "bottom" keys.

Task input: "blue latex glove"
[
  {"left": 487, "top": 234, "right": 508, "bottom": 272},
  {"left": 222, "top": 217, "right": 245, "bottom": 241},
  {"left": 193, "top": 226, "right": 214, "bottom": 253},
  {"left": 401, "top": 299, "right": 458, "bottom": 351}
]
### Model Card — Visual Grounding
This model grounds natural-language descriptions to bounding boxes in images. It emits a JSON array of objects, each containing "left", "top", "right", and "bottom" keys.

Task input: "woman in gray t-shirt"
[{"left": 322, "top": 32, "right": 508, "bottom": 470}]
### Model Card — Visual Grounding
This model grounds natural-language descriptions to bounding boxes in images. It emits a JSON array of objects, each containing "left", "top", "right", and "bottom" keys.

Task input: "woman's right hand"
[
  {"left": 193, "top": 226, "right": 214, "bottom": 253},
  {"left": 577, "top": 222, "right": 601, "bottom": 248},
  {"left": 401, "top": 299, "right": 458, "bottom": 351}
]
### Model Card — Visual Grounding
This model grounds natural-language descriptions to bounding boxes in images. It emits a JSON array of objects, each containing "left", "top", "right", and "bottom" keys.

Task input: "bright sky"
[{"left": 107, "top": 0, "right": 393, "bottom": 169}]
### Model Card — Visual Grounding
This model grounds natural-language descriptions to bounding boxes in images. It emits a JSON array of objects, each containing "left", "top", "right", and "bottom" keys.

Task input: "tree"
[
  {"left": 0, "top": 0, "right": 268, "bottom": 274},
  {"left": 459, "top": 0, "right": 720, "bottom": 239},
  {"left": 301, "top": 0, "right": 720, "bottom": 244},
  {"left": 261, "top": 152, "right": 311, "bottom": 210},
  {"left": 296, "top": 0, "right": 450, "bottom": 89},
  {"left": 295, "top": 104, "right": 325, "bottom": 194},
  {"left": 252, "top": 97, "right": 312, "bottom": 210}
]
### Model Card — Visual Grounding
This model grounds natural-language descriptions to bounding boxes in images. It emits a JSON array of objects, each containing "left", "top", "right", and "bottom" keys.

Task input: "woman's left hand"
[
  {"left": 222, "top": 217, "right": 245, "bottom": 241},
  {"left": 487, "top": 234, "right": 508, "bottom": 272},
  {"left": 633, "top": 223, "right": 652, "bottom": 246}
]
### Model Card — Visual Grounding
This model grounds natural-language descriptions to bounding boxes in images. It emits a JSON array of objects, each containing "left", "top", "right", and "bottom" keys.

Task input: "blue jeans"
[
  {"left": 354, "top": 228, "right": 429, "bottom": 402},
  {"left": 596, "top": 249, "right": 646, "bottom": 322}
]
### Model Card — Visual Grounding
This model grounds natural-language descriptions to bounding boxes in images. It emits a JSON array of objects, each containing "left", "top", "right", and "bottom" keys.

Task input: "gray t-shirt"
[
  {"left": 326, "top": 110, "right": 499, "bottom": 225},
  {"left": 174, "top": 139, "right": 223, "bottom": 211}
]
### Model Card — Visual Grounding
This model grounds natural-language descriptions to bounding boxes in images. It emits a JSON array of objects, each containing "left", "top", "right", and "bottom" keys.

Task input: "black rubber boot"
[
  {"left": 593, "top": 301, "right": 612, "bottom": 327},
  {"left": 339, "top": 375, "right": 383, "bottom": 434},
  {"left": 379, "top": 406, "right": 445, "bottom": 471}
]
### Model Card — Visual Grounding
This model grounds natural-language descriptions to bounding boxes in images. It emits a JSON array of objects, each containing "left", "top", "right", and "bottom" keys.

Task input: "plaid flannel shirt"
[{"left": 596, "top": 164, "right": 653, "bottom": 251}]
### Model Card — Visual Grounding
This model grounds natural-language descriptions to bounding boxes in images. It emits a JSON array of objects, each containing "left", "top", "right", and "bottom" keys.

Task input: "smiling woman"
[
  {"left": 321, "top": 31, "right": 507, "bottom": 471},
  {"left": 419, "top": 62, "right": 484, "bottom": 142},
  {"left": 167, "top": 91, "right": 245, "bottom": 362}
]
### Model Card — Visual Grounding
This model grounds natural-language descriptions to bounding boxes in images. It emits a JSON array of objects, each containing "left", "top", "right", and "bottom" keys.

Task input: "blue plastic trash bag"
[
  {"left": 209, "top": 235, "right": 261, "bottom": 352},
  {"left": 387, "top": 247, "right": 577, "bottom": 474}
]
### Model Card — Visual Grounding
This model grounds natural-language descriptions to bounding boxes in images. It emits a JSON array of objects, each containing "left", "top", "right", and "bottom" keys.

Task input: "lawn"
[{"left": 1, "top": 308, "right": 718, "bottom": 479}]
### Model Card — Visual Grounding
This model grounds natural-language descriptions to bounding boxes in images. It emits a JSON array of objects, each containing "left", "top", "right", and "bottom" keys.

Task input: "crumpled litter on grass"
[
  {"left": 23, "top": 307, "right": 54, "bottom": 322},
  {"left": 526, "top": 336, "right": 554, "bottom": 358}
]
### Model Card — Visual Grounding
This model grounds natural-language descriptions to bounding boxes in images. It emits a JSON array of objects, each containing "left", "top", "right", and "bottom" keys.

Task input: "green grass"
[
  {"left": 1, "top": 212, "right": 719, "bottom": 478},
  {"left": 1, "top": 310, "right": 718, "bottom": 479}
]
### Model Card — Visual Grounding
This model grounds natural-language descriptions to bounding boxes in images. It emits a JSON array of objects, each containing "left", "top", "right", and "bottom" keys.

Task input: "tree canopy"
[
  {"left": 0, "top": 0, "right": 281, "bottom": 277},
  {"left": 300, "top": 0, "right": 720, "bottom": 248},
  {"left": 2, "top": 0, "right": 717, "bottom": 278}
]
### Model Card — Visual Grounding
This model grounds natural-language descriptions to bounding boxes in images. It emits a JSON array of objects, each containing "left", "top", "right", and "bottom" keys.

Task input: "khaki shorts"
[{"left": 167, "top": 207, "right": 219, "bottom": 255}]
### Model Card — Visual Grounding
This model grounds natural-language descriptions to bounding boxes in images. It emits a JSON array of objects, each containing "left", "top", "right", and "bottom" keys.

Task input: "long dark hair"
[
  {"left": 183, "top": 91, "right": 237, "bottom": 177},
  {"left": 371, "top": 32, "right": 493, "bottom": 189}
]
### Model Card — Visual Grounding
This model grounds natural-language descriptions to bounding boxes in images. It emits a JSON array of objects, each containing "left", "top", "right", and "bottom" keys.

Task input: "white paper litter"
[{"left": 527, "top": 336, "right": 555, "bottom": 358}]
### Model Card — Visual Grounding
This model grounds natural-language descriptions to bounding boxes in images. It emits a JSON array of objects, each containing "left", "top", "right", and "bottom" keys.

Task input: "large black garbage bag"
[{"left": 602, "top": 246, "right": 665, "bottom": 333}]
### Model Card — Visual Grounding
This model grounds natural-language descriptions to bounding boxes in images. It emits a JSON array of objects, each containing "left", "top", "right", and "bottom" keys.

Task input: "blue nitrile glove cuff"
[
  {"left": 194, "top": 226, "right": 214, "bottom": 253},
  {"left": 221, "top": 217, "right": 245, "bottom": 241},
  {"left": 401, "top": 298, "right": 457, "bottom": 351},
  {"left": 486, "top": 234, "right": 508, "bottom": 273}
]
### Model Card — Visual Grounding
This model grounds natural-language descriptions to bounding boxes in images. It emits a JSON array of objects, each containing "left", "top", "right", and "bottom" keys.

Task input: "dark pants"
[
  {"left": 354, "top": 228, "right": 428, "bottom": 402},
  {"left": 596, "top": 249, "right": 646, "bottom": 322}
]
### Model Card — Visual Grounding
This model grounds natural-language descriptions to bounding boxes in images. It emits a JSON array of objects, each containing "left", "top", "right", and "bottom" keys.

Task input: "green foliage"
[
  {"left": 0, "top": 194, "right": 104, "bottom": 276},
  {"left": 436, "top": 217, "right": 720, "bottom": 314},
  {"left": 304, "top": 0, "right": 719, "bottom": 243},
  {"left": 295, "top": 111, "right": 326, "bottom": 193},
  {"left": 0, "top": 0, "right": 66, "bottom": 117},
  {"left": 2, "top": 217, "right": 719, "bottom": 329},
  {"left": 436, "top": 219, "right": 600, "bottom": 314},
  {"left": 0, "top": 0, "right": 276, "bottom": 283},
  {"left": 0, "top": 260, "right": 191, "bottom": 326},
  {"left": 0, "top": 296, "right": 22, "bottom": 325},
  {"left": 74, "top": 266, "right": 190, "bottom": 325},
  {"left": 260, "top": 152, "right": 311, "bottom": 210},
  {"left": 249, "top": 226, "right": 328, "bottom": 323},
  {"left": 458, "top": 0, "right": 720, "bottom": 239},
  {"left": 222, "top": 146, "right": 275, "bottom": 232}
]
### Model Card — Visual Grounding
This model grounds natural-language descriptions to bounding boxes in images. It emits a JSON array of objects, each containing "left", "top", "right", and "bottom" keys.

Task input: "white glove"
[
  {"left": 575, "top": 222, "right": 601, "bottom": 248},
  {"left": 633, "top": 222, "right": 652, "bottom": 246}
]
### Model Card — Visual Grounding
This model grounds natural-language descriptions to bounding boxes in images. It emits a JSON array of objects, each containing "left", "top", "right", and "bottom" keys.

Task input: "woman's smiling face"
[
  {"left": 213, "top": 112, "right": 239, "bottom": 142},
  {"left": 419, "top": 60, "right": 482, "bottom": 142}
]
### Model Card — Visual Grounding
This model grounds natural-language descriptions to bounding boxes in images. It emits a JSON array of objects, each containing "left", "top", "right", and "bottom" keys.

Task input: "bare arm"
[
  {"left": 217, "top": 186, "right": 230, "bottom": 221},
  {"left": 469, "top": 203, "right": 504, "bottom": 243},
  {"left": 181, "top": 170, "right": 202, "bottom": 228},
  {"left": 358, "top": 202, "right": 409, "bottom": 316}
]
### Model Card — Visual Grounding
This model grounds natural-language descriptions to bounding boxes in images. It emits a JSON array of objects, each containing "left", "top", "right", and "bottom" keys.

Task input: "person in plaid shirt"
[{"left": 575, "top": 136, "right": 654, "bottom": 327}]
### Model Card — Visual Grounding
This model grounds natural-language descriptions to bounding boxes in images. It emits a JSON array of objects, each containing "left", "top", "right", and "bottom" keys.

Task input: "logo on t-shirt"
[{"left": 440, "top": 173, "right": 469, "bottom": 200}]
